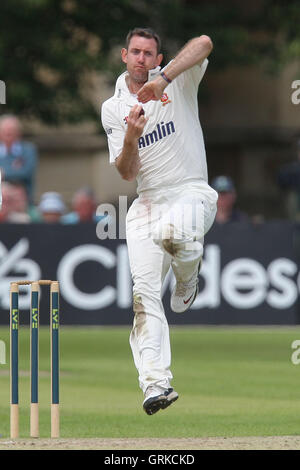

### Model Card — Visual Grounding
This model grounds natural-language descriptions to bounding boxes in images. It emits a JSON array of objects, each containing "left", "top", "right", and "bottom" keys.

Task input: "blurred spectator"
[
  {"left": 0, "top": 181, "right": 41, "bottom": 223},
  {"left": 7, "top": 183, "right": 34, "bottom": 223},
  {"left": 277, "top": 138, "right": 300, "bottom": 221},
  {"left": 0, "top": 168, "right": 2, "bottom": 210},
  {"left": 38, "top": 191, "right": 66, "bottom": 223},
  {"left": 0, "top": 115, "right": 38, "bottom": 205},
  {"left": 211, "top": 175, "right": 249, "bottom": 224},
  {"left": 61, "top": 187, "right": 108, "bottom": 224},
  {"left": 0, "top": 182, "right": 14, "bottom": 222},
  {"left": 7, "top": 184, "right": 31, "bottom": 223}
]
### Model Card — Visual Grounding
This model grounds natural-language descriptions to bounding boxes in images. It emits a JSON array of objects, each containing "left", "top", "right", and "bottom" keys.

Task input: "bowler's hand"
[
  {"left": 126, "top": 105, "right": 148, "bottom": 141},
  {"left": 137, "top": 76, "right": 167, "bottom": 103}
]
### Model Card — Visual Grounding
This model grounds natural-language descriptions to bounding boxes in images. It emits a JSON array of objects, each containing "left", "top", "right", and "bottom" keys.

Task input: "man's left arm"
[{"left": 137, "top": 35, "right": 213, "bottom": 103}]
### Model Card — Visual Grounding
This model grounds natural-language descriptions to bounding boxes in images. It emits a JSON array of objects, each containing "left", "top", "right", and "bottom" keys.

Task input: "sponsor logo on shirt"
[
  {"left": 138, "top": 120, "right": 175, "bottom": 149},
  {"left": 105, "top": 128, "right": 112, "bottom": 135}
]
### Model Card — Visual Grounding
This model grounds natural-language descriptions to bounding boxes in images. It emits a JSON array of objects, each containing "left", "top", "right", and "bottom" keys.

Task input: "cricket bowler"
[{"left": 101, "top": 27, "right": 218, "bottom": 415}]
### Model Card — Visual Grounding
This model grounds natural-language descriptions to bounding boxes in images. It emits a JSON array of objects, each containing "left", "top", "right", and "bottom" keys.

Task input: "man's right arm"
[
  {"left": 115, "top": 104, "right": 147, "bottom": 181},
  {"left": 115, "top": 136, "right": 140, "bottom": 182}
]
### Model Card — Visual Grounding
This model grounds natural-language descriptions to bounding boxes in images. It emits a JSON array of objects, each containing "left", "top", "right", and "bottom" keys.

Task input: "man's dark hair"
[{"left": 126, "top": 27, "right": 161, "bottom": 54}]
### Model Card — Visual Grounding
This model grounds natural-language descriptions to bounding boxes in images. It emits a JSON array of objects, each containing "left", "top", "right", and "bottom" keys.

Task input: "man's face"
[
  {"left": 10, "top": 186, "right": 27, "bottom": 212},
  {"left": 121, "top": 35, "right": 163, "bottom": 84},
  {"left": 0, "top": 118, "right": 20, "bottom": 147},
  {"left": 217, "top": 191, "right": 236, "bottom": 211},
  {"left": 73, "top": 195, "right": 95, "bottom": 221},
  {"left": 42, "top": 212, "right": 62, "bottom": 223}
]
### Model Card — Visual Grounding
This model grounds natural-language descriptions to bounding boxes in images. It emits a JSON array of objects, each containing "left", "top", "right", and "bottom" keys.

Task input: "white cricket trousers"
[{"left": 126, "top": 180, "right": 218, "bottom": 394}]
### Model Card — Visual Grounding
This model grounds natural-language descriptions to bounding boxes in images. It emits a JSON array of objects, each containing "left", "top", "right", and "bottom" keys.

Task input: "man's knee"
[
  {"left": 153, "top": 222, "right": 178, "bottom": 255},
  {"left": 133, "top": 293, "right": 145, "bottom": 314},
  {"left": 132, "top": 288, "right": 164, "bottom": 321},
  {"left": 162, "top": 235, "right": 203, "bottom": 262}
]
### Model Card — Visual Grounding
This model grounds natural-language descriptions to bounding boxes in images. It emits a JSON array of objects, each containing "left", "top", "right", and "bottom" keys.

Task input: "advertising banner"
[{"left": 0, "top": 222, "right": 298, "bottom": 325}]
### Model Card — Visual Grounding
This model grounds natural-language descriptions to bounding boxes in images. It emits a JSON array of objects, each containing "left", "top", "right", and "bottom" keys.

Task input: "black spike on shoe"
[{"left": 143, "top": 394, "right": 167, "bottom": 415}]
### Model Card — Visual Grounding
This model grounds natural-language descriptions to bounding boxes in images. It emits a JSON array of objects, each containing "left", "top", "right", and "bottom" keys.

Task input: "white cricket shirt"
[{"left": 101, "top": 59, "right": 209, "bottom": 194}]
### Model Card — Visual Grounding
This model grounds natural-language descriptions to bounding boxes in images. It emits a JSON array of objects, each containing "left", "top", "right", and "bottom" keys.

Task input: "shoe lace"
[
  {"left": 174, "top": 262, "right": 200, "bottom": 297},
  {"left": 175, "top": 279, "right": 197, "bottom": 297}
]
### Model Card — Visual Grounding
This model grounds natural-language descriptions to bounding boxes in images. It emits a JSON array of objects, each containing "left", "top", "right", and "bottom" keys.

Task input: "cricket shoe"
[
  {"left": 171, "top": 262, "right": 201, "bottom": 313},
  {"left": 161, "top": 388, "right": 179, "bottom": 409},
  {"left": 143, "top": 386, "right": 168, "bottom": 415}
]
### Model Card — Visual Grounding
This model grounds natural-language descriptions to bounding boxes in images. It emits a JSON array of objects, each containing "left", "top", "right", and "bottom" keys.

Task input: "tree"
[
  {"left": 0, "top": 0, "right": 299, "bottom": 124},
  {"left": 0, "top": 0, "right": 147, "bottom": 123}
]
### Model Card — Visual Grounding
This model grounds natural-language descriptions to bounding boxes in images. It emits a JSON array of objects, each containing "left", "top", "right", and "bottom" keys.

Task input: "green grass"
[{"left": 0, "top": 326, "right": 300, "bottom": 438}]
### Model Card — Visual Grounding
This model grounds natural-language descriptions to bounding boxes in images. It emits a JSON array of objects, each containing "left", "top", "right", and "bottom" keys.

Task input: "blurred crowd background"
[{"left": 0, "top": 0, "right": 299, "bottom": 225}]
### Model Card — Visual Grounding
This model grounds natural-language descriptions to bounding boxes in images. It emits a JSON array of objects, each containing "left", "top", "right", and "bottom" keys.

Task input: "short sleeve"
[
  {"left": 187, "top": 58, "right": 209, "bottom": 87},
  {"left": 171, "top": 58, "right": 209, "bottom": 92},
  {"left": 101, "top": 101, "right": 125, "bottom": 165}
]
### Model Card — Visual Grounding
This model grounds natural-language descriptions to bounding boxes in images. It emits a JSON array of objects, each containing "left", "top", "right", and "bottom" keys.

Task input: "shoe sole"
[
  {"left": 161, "top": 391, "right": 179, "bottom": 409},
  {"left": 143, "top": 395, "right": 167, "bottom": 415}
]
